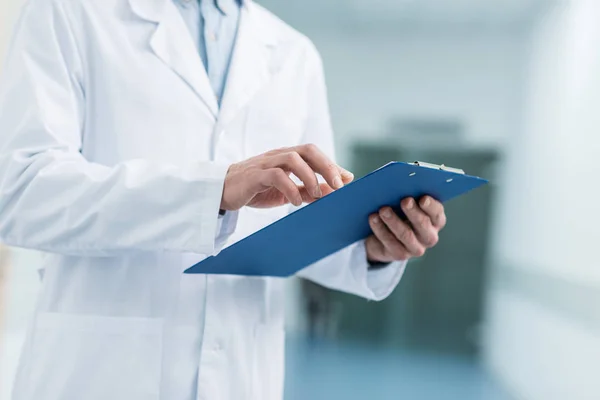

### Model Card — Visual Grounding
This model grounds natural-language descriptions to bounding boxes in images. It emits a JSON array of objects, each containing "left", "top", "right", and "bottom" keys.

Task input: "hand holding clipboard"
[{"left": 186, "top": 161, "right": 488, "bottom": 277}]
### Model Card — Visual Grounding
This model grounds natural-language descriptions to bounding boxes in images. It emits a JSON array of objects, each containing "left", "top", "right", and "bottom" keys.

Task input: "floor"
[{"left": 284, "top": 335, "right": 513, "bottom": 400}]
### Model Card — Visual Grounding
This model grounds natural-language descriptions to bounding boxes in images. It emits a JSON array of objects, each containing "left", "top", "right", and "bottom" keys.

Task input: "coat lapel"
[
  {"left": 129, "top": 0, "right": 219, "bottom": 118},
  {"left": 217, "top": 2, "right": 280, "bottom": 128}
]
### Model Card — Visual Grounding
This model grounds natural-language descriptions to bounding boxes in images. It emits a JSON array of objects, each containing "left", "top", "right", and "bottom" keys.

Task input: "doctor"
[{"left": 0, "top": 0, "right": 447, "bottom": 399}]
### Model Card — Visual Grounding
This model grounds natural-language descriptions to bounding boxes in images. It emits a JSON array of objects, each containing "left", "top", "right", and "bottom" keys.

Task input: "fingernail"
[
  {"left": 372, "top": 216, "right": 380, "bottom": 224},
  {"left": 342, "top": 169, "right": 354, "bottom": 179},
  {"left": 382, "top": 209, "right": 393, "bottom": 219},
  {"left": 423, "top": 197, "right": 430, "bottom": 207},
  {"left": 406, "top": 199, "right": 414, "bottom": 209},
  {"left": 333, "top": 176, "right": 343, "bottom": 189},
  {"left": 313, "top": 186, "right": 322, "bottom": 198}
]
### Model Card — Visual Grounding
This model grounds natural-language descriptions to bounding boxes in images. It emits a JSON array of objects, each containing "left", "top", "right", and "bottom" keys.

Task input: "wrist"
[
  {"left": 364, "top": 237, "right": 396, "bottom": 269},
  {"left": 365, "top": 236, "right": 391, "bottom": 264}
]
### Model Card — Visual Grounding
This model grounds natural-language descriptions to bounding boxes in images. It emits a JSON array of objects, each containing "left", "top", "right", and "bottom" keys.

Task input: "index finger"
[{"left": 294, "top": 143, "right": 353, "bottom": 189}]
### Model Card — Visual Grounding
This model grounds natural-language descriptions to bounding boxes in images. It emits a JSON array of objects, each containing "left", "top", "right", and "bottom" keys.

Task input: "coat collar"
[
  {"left": 130, "top": 0, "right": 218, "bottom": 117},
  {"left": 128, "top": 0, "right": 166, "bottom": 24},
  {"left": 217, "top": 2, "right": 280, "bottom": 127},
  {"left": 128, "top": 0, "right": 278, "bottom": 123},
  {"left": 129, "top": 0, "right": 252, "bottom": 23}
]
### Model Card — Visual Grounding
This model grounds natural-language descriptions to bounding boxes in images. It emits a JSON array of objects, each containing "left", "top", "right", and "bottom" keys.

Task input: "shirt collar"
[{"left": 209, "top": 0, "right": 243, "bottom": 16}]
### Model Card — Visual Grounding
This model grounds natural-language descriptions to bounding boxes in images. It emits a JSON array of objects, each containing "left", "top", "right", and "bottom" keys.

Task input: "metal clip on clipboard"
[{"left": 413, "top": 161, "right": 465, "bottom": 175}]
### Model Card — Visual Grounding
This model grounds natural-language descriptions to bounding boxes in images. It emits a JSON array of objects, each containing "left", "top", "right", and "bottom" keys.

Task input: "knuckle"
[
  {"left": 414, "top": 247, "right": 426, "bottom": 257},
  {"left": 423, "top": 232, "right": 438, "bottom": 248},
  {"left": 404, "top": 208, "right": 415, "bottom": 219},
  {"left": 256, "top": 157, "right": 268, "bottom": 168},
  {"left": 286, "top": 151, "right": 301, "bottom": 164},
  {"left": 265, "top": 148, "right": 280, "bottom": 157},
  {"left": 376, "top": 226, "right": 390, "bottom": 239},
  {"left": 304, "top": 143, "right": 318, "bottom": 153},
  {"left": 429, "top": 232, "right": 439, "bottom": 247},
  {"left": 376, "top": 226, "right": 389, "bottom": 239},
  {"left": 271, "top": 168, "right": 286, "bottom": 180},
  {"left": 429, "top": 201, "right": 441, "bottom": 213},
  {"left": 267, "top": 168, "right": 278, "bottom": 177},
  {"left": 381, "top": 212, "right": 397, "bottom": 228},
  {"left": 400, "top": 229, "right": 413, "bottom": 243},
  {"left": 325, "top": 164, "right": 339, "bottom": 180},
  {"left": 381, "top": 229, "right": 394, "bottom": 242},
  {"left": 250, "top": 167, "right": 263, "bottom": 178},
  {"left": 438, "top": 213, "right": 447, "bottom": 227}
]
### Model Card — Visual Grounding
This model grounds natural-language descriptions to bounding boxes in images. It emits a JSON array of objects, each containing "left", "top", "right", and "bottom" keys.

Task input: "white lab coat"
[{"left": 0, "top": 0, "right": 406, "bottom": 399}]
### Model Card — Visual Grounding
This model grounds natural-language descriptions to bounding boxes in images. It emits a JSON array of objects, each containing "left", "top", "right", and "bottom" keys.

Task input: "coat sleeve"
[
  {"left": 0, "top": 0, "right": 235, "bottom": 256},
  {"left": 294, "top": 42, "right": 406, "bottom": 301}
]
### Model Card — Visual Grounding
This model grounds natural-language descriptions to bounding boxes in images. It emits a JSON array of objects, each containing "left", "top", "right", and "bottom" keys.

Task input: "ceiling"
[{"left": 256, "top": 0, "right": 557, "bottom": 34}]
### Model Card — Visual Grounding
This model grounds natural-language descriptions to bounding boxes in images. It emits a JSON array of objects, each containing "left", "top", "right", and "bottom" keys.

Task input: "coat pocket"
[{"left": 23, "top": 313, "right": 163, "bottom": 400}]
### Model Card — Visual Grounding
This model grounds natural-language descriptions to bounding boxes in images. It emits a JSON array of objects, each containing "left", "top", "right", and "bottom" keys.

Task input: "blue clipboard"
[{"left": 184, "top": 161, "right": 488, "bottom": 277}]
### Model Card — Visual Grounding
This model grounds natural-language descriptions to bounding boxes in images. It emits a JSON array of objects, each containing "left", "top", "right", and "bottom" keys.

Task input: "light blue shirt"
[{"left": 173, "top": 0, "right": 241, "bottom": 105}]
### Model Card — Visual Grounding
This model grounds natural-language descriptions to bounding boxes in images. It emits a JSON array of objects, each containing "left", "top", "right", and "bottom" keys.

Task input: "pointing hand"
[{"left": 220, "top": 144, "right": 354, "bottom": 211}]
